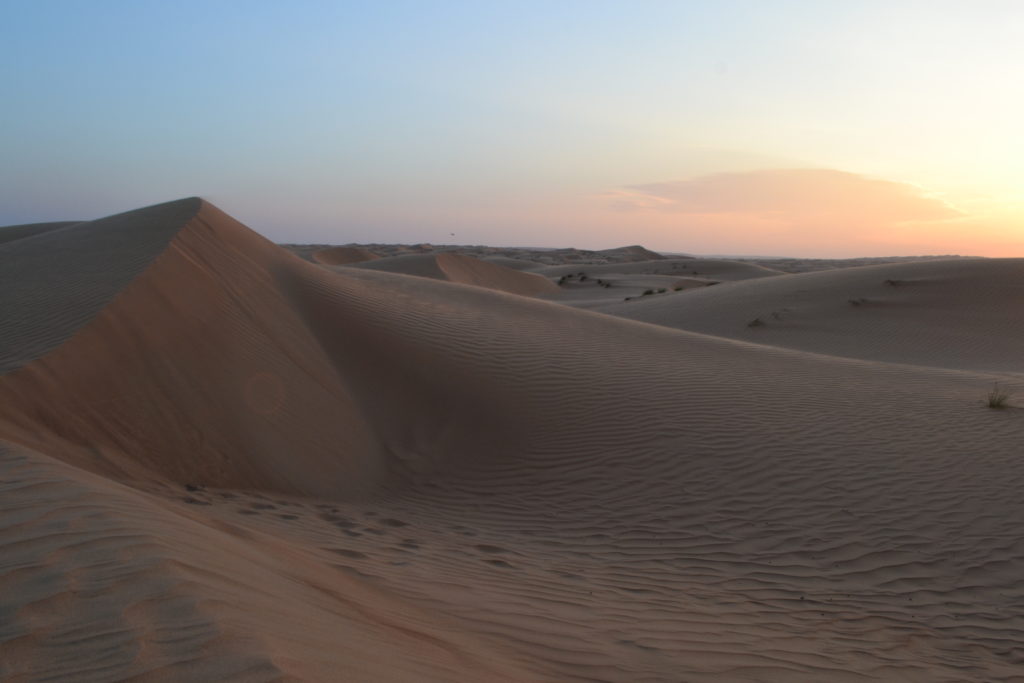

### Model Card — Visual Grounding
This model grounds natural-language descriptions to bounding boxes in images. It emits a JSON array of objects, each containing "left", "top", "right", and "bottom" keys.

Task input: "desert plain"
[{"left": 2, "top": 197, "right": 1024, "bottom": 681}]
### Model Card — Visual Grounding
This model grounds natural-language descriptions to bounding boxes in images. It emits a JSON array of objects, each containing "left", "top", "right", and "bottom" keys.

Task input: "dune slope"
[
  {"left": 2, "top": 200, "right": 1024, "bottom": 681},
  {"left": 0, "top": 220, "right": 81, "bottom": 245},
  {"left": 598, "top": 257, "right": 1024, "bottom": 371},
  {"left": 0, "top": 199, "right": 199, "bottom": 374}
]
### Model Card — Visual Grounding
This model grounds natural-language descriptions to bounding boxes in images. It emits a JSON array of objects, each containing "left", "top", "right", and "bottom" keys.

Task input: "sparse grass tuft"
[{"left": 987, "top": 383, "right": 1012, "bottom": 409}]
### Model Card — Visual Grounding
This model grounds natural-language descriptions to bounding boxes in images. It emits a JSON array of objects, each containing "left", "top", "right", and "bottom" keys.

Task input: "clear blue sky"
[{"left": 2, "top": 1, "right": 1022, "bottom": 255}]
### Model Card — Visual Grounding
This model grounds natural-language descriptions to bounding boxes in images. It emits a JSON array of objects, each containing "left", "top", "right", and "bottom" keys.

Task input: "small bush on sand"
[
  {"left": 642, "top": 289, "right": 654, "bottom": 296},
  {"left": 747, "top": 317, "right": 764, "bottom": 327},
  {"left": 987, "top": 383, "right": 1012, "bottom": 409}
]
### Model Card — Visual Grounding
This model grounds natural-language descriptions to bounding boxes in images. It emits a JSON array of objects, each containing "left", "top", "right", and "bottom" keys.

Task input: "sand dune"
[
  {"left": 0, "top": 220, "right": 81, "bottom": 245},
  {"left": 481, "top": 254, "right": 539, "bottom": 270},
  {"left": 311, "top": 245, "right": 380, "bottom": 265},
  {"left": 3, "top": 199, "right": 1024, "bottom": 681},
  {"left": 0, "top": 199, "right": 199, "bottom": 374},
  {"left": 596, "top": 244, "right": 666, "bottom": 261},
  {"left": 532, "top": 257, "right": 780, "bottom": 309},
  {"left": 598, "top": 257, "right": 1024, "bottom": 371},
  {"left": 531, "top": 257, "right": 784, "bottom": 280},
  {"left": 348, "top": 251, "right": 559, "bottom": 297}
]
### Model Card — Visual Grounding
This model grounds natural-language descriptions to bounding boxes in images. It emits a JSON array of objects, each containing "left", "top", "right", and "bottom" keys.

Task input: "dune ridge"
[{"left": 2, "top": 199, "right": 1024, "bottom": 681}]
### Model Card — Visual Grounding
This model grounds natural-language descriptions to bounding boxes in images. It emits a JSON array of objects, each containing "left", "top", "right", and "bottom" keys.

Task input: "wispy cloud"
[{"left": 605, "top": 169, "right": 963, "bottom": 226}]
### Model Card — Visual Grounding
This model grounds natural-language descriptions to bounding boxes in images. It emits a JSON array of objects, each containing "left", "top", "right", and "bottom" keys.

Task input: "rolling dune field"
[{"left": 2, "top": 199, "right": 1024, "bottom": 681}]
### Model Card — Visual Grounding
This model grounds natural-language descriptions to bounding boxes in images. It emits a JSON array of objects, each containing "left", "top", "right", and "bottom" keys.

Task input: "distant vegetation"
[{"left": 987, "top": 383, "right": 1012, "bottom": 409}]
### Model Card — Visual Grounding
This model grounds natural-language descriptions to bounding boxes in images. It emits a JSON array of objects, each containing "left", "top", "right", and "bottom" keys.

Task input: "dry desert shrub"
[{"left": 987, "top": 383, "right": 1012, "bottom": 409}]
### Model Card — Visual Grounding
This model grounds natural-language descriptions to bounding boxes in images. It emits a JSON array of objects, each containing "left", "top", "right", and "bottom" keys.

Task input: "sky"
[{"left": 1, "top": 0, "right": 1022, "bottom": 257}]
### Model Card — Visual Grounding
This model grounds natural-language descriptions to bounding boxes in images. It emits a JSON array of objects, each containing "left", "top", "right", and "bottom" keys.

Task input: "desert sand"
[{"left": 2, "top": 198, "right": 1024, "bottom": 681}]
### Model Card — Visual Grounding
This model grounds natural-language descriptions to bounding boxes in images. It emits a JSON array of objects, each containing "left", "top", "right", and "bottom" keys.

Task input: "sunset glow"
[{"left": 2, "top": 1, "right": 1022, "bottom": 256}]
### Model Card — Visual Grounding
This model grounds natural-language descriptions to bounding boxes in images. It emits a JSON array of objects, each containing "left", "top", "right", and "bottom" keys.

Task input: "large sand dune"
[{"left": 2, "top": 199, "right": 1024, "bottom": 681}]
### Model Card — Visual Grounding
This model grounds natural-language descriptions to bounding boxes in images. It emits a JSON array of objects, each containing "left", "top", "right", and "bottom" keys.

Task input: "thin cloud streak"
[{"left": 608, "top": 169, "right": 964, "bottom": 227}]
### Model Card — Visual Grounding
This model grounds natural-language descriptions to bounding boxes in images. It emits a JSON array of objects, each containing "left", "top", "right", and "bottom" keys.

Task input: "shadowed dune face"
[
  {"left": 3, "top": 199, "right": 1024, "bottom": 681},
  {"left": 0, "top": 198, "right": 201, "bottom": 374},
  {"left": 0, "top": 221, "right": 82, "bottom": 245}
]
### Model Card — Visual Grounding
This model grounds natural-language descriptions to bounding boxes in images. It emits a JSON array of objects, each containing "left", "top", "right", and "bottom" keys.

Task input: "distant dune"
[
  {"left": 597, "top": 244, "right": 666, "bottom": 261},
  {"left": 531, "top": 257, "right": 783, "bottom": 280},
  {"left": 2, "top": 199, "right": 1024, "bottom": 681},
  {"left": 598, "top": 257, "right": 1024, "bottom": 371},
  {"left": 310, "top": 245, "right": 380, "bottom": 265},
  {"left": 347, "top": 251, "right": 559, "bottom": 297}
]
